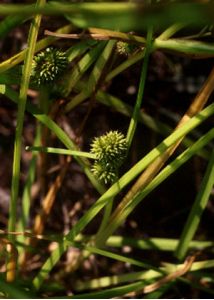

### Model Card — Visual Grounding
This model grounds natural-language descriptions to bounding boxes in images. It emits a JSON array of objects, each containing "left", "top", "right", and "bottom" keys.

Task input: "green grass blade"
[
  {"left": 175, "top": 148, "right": 214, "bottom": 260},
  {"left": 16, "top": 130, "right": 41, "bottom": 255},
  {"left": 8, "top": 0, "right": 45, "bottom": 242},
  {"left": 26, "top": 146, "right": 96, "bottom": 159},
  {"left": 16, "top": 156, "right": 37, "bottom": 253},
  {"left": 126, "top": 26, "right": 153, "bottom": 148},
  {"left": 96, "top": 196, "right": 113, "bottom": 236},
  {"left": 157, "top": 23, "right": 186, "bottom": 40},
  {"left": 154, "top": 38, "right": 214, "bottom": 56},
  {"left": 74, "top": 270, "right": 159, "bottom": 292},
  {"left": 69, "top": 281, "right": 147, "bottom": 299},
  {"left": 105, "top": 236, "right": 214, "bottom": 252},
  {"left": 85, "top": 245, "right": 155, "bottom": 270}
]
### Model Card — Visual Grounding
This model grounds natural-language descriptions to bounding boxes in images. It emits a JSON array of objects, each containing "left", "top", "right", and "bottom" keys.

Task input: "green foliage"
[{"left": 0, "top": 1, "right": 214, "bottom": 298}]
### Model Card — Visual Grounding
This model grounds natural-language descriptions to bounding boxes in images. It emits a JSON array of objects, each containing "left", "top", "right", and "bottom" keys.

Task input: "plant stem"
[
  {"left": 157, "top": 23, "right": 185, "bottom": 40},
  {"left": 126, "top": 26, "right": 153, "bottom": 148},
  {"left": 26, "top": 146, "right": 96, "bottom": 159},
  {"left": 8, "top": 0, "right": 45, "bottom": 243},
  {"left": 104, "top": 236, "right": 214, "bottom": 252},
  {"left": 16, "top": 131, "right": 40, "bottom": 258},
  {"left": 175, "top": 149, "right": 214, "bottom": 260},
  {"left": 154, "top": 38, "right": 214, "bottom": 57}
]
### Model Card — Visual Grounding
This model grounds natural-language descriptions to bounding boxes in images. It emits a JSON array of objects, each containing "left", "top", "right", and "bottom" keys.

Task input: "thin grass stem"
[
  {"left": 8, "top": 0, "right": 45, "bottom": 243},
  {"left": 175, "top": 148, "right": 214, "bottom": 260},
  {"left": 126, "top": 25, "right": 153, "bottom": 148},
  {"left": 26, "top": 146, "right": 96, "bottom": 159}
]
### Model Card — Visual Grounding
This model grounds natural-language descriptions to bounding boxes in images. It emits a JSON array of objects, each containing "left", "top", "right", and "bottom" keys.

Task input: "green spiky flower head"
[
  {"left": 31, "top": 47, "right": 68, "bottom": 85},
  {"left": 91, "top": 161, "right": 118, "bottom": 185},
  {"left": 90, "top": 131, "right": 128, "bottom": 184},
  {"left": 91, "top": 131, "right": 128, "bottom": 168}
]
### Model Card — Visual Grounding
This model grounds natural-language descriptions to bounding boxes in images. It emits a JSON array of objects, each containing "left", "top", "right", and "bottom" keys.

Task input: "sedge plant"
[{"left": 0, "top": 1, "right": 214, "bottom": 298}]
